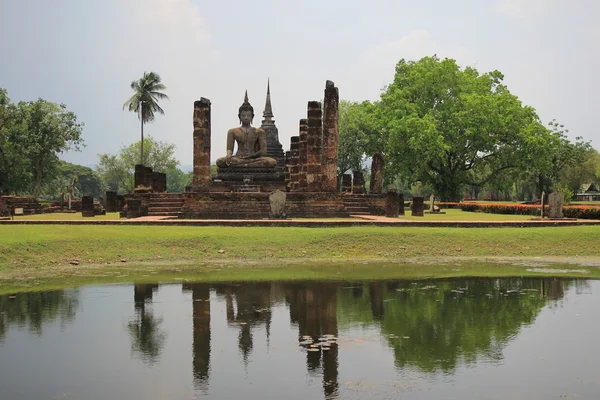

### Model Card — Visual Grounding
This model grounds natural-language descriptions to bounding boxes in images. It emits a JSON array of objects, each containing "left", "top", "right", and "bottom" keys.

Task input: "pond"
[{"left": 0, "top": 278, "right": 598, "bottom": 399}]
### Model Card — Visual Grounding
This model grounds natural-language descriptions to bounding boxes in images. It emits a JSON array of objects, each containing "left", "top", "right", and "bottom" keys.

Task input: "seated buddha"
[{"left": 216, "top": 92, "right": 277, "bottom": 169}]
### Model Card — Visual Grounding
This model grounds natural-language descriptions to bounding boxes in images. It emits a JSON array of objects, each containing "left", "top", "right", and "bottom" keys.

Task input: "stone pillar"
[
  {"left": 298, "top": 119, "right": 308, "bottom": 191},
  {"left": 399, "top": 193, "right": 405, "bottom": 216},
  {"left": 116, "top": 195, "right": 126, "bottom": 212},
  {"left": 411, "top": 197, "right": 424, "bottom": 217},
  {"left": 284, "top": 151, "right": 291, "bottom": 192},
  {"left": 105, "top": 191, "right": 117, "bottom": 213},
  {"left": 306, "top": 101, "right": 323, "bottom": 192},
  {"left": 370, "top": 153, "right": 384, "bottom": 194},
  {"left": 385, "top": 190, "right": 400, "bottom": 218},
  {"left": 341, "top": 174, "right": 352, "bottom": 193},
  {"left": 429, "top": 193, "right": 435, "bottom": 212},
  {"left": 192, "top": 98, "right": 211, "bottom": 188},
  {"left": 290, "top": 136, "right": 300, "bottom": 192},
  {"left": 322, "top": 81, "right": 339, "bottom": 192},
  {"left": 352, "top": 171, "right": 365, "bottom": 194},
  {"left": 548, "top": 192, "right": 564, "bottom": 218},
  {"left": 81, "top": 195, "right": 95, "bottom": 217}
]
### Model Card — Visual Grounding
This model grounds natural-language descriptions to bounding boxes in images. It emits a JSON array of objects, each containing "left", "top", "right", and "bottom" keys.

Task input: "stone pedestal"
[
  {"left": 81, "top": 195, "right": 95, "bottom": 217},
  {"left": 105, "top": 191, "right": 117, "bottom": 213},
  {"left": 411, "top": 197, "right": 424, "bottom": 217},
  {"left": 385, "top": 190, "right": 400, "bottom": 218},
  {"left": 548, "top": 192, "right": 564, "bottom": 218}
]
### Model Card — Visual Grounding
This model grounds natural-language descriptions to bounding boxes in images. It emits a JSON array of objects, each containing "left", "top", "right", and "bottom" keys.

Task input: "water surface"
[{"left": 1, "top": 278, "right": 598, "bottom": 399}]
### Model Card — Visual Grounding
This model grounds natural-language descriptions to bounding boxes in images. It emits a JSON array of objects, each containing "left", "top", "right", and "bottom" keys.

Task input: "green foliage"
[
  {"left": 96, "top": 137, "right": 179, "bottom": 193},
  {"left": 0, "top": 89, "right": 84, "bottom": 196},
  {"left": 338, "top": 100, "right": 366, "bottom": 177},
  {"left": 165, "top": 167, "right": 192, "bottom": 193},
  {"left": 43, "top": 161, "right": 104, "bottom": 200},
  {"left": 380, "top": 56, "right": 547, "bottom": 201}
]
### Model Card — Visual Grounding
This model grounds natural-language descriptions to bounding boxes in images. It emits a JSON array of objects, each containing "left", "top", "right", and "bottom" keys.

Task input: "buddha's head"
[{"left": 238, "top": 90, "right": 254, "bottom": 125}]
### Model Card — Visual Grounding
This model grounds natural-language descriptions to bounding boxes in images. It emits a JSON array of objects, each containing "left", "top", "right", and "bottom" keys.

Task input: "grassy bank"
[
  {"left": 2, "top": 224, "right": 600, "bottom": 271},
  {"left": 0, "top": 259, "right": 598, "bottom": 296}
]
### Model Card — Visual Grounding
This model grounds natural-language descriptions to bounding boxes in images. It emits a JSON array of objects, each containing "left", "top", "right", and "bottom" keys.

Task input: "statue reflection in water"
[{"left": 120, "top": 278, "right": 576, "bottom": 399}]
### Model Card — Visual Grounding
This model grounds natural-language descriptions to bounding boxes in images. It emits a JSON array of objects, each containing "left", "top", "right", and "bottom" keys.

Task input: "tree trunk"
[
  {"left": 140, "top": 115, "right": 144, "bottom": 165},
  {"left": 370, "top": 153, "right": 384, "bottom": 194},
  {"left": 32, "top": 160, "right": 43, "bottom": 198}
]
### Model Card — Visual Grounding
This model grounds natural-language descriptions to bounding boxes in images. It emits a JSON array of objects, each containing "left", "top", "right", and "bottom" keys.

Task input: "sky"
[{"left": 1, "top": 0, "right": 598, "bottom": 170}]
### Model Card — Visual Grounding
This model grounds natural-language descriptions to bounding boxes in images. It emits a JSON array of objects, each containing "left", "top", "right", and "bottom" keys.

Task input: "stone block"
[
  {"left": 411, "top": 197, "right": 424, "bottom": 217},
  {"left": 548, "top": 192, "right": 564, "bottom": 218}
]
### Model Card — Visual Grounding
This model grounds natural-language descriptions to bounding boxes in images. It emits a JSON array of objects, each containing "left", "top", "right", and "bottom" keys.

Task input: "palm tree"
[{"left": 123, "top": 72, "right": 169, "bottom": 165}]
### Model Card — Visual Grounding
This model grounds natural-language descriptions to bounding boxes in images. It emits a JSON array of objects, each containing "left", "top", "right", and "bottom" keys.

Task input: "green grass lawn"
[
  {"left": 10, "top": 212, "right": 122, "bottom": 220},
  {"left": 1, "top": 224, "right": 600, "bottom": 269},
  {"left": 400, "top": 208, "right": 534, "bottom": 221}
]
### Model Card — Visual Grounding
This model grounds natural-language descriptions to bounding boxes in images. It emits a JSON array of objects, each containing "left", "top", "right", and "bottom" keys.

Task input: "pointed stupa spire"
[{"left": 262, "top": 79, "right": 274, "bottom": 122}]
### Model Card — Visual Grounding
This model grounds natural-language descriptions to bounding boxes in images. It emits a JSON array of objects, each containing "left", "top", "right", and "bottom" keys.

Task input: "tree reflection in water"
[{"left": 0, "top": 289, "right": 79, "bottom": 342}]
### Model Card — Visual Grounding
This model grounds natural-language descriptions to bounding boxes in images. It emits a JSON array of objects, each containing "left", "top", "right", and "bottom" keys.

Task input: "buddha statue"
[{"left": 216, "top": 92, "right": 277, "bottom": 169}]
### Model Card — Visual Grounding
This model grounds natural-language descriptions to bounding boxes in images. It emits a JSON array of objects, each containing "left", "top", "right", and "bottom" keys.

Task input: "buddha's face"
[{"left": 239, "top": 110, "right": 253, "bottom": 125}]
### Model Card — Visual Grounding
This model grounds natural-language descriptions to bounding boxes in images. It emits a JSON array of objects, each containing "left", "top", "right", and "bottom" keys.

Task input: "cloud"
[
  {"left": 493, "top": 0, "right": 546, "bottom": 18},
  {"left": 340, "top": 30, "right": 476, "bottom": 102}
]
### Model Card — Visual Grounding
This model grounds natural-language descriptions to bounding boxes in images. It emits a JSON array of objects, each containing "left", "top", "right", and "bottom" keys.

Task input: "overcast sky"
[{"left": 1, "top": 0, "right": 598, "bottom": 169}]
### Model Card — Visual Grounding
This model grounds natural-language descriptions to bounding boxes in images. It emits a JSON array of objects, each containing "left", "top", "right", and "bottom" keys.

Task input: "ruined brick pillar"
[
  {"left": 385, "top": 189, "right": 400, "bottom": 218},
  {"left": 322, "top": 81, "right": 339, "bottom": 192},
  {"left": 298, "top": 119, "right": 308, "bottom": 191},
  {"left": 352, "top": 171, "right": 366, "bottom": 194},
  {"left": 290, "top": 136, "right": 300, "bottom": 192},
  {"left": 105, "top": 191, "right": 117, "bottom": 212},
  {"left": 134, "top": 164, "right": 146, "bottom": 190},
  {"left": 399, "top": 193, "right": 405, "bottom": 216},
  {"left": 306, "top": 101, "right": 323, "bottom": 192},
  {"left": 284, "top": 151, "right": 291, "bottom": 192},
  {"left": 370, "top": 153, "right": 384, "bottom": 194},
  {"left": 192, "top": 98, "right": 211, "bottom": 188},
  {"left": 81, "top": 195, "right": 95, "bottom": 217},
  {"left": 411, "top": 196, "right": 424, "bottom": 217}
]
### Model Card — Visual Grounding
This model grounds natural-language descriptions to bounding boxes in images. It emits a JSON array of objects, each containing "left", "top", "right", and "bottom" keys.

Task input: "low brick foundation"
[{"left": 180, "top": 192, "right": 348, "bottom": 219}]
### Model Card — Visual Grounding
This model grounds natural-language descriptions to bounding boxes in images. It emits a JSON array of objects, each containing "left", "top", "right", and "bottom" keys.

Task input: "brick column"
[
  {"left": 411, "top": 196, "right": 424, "bottom": 217},
  {"left": 322, "top": 80, "right": 339, "bottom": 192},
  {"left": 290, "top": 136, "right": 300, "bottom": 192},
  {"left": 306, "top": 101, "right": 323, "bottom": 192},
  {"left": 192, "top": 98, "right": 211, "bottom": 188},
  {"left": 298, "top": 119, "right": 308, "bottom": 191},
  {"left": 284, "top": 151, "right": 291, "bottom": 192},
  {"left": 385, "top": 189, "right": 400, "bottom": 218}
]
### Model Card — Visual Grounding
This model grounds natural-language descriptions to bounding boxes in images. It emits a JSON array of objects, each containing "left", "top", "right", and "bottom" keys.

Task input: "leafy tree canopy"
[
  {"left": 0, "top": 89, "right": 84, "bottom": 196},
  {"left": 96, "top": 137, "right": 179, "bottom": 193},
  {"left": 380, "top": 56, "right": 549, "bottom": 201}
]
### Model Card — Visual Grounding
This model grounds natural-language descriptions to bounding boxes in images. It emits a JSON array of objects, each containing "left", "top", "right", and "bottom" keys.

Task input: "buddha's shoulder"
[{"left": 227, "top": 127, "right": 242, "bottom": 134}]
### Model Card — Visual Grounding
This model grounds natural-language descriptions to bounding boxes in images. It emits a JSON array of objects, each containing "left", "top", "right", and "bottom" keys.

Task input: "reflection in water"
[
  {"left": 128, "top": 284, "right": 166, "bottom": 365},
  {"left": 0, "top": 278, "right": 594, "bottom": 400},
  {"left": 182, "top": 283, "right": 211, "bottom": 391},
  {"left": 0, "top": 289, "right": 79, "bottom": 341}
]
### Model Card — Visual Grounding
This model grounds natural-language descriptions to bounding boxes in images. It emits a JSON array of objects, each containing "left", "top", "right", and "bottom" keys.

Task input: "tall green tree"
[
  {"left": 123, "top": 72, "right": 169, "bottom": 166},
  {"left": 0, "top": 89, "right": 84, "bottom": 197},
  {"left": 338, "top": 100, "right": 367, "bottom": 188},
  {"left": 380, "top": 56, "right": 546, "bottom": 201},
  {"left": 96, "top": 137, "right": 179, "bottom": 193}
]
